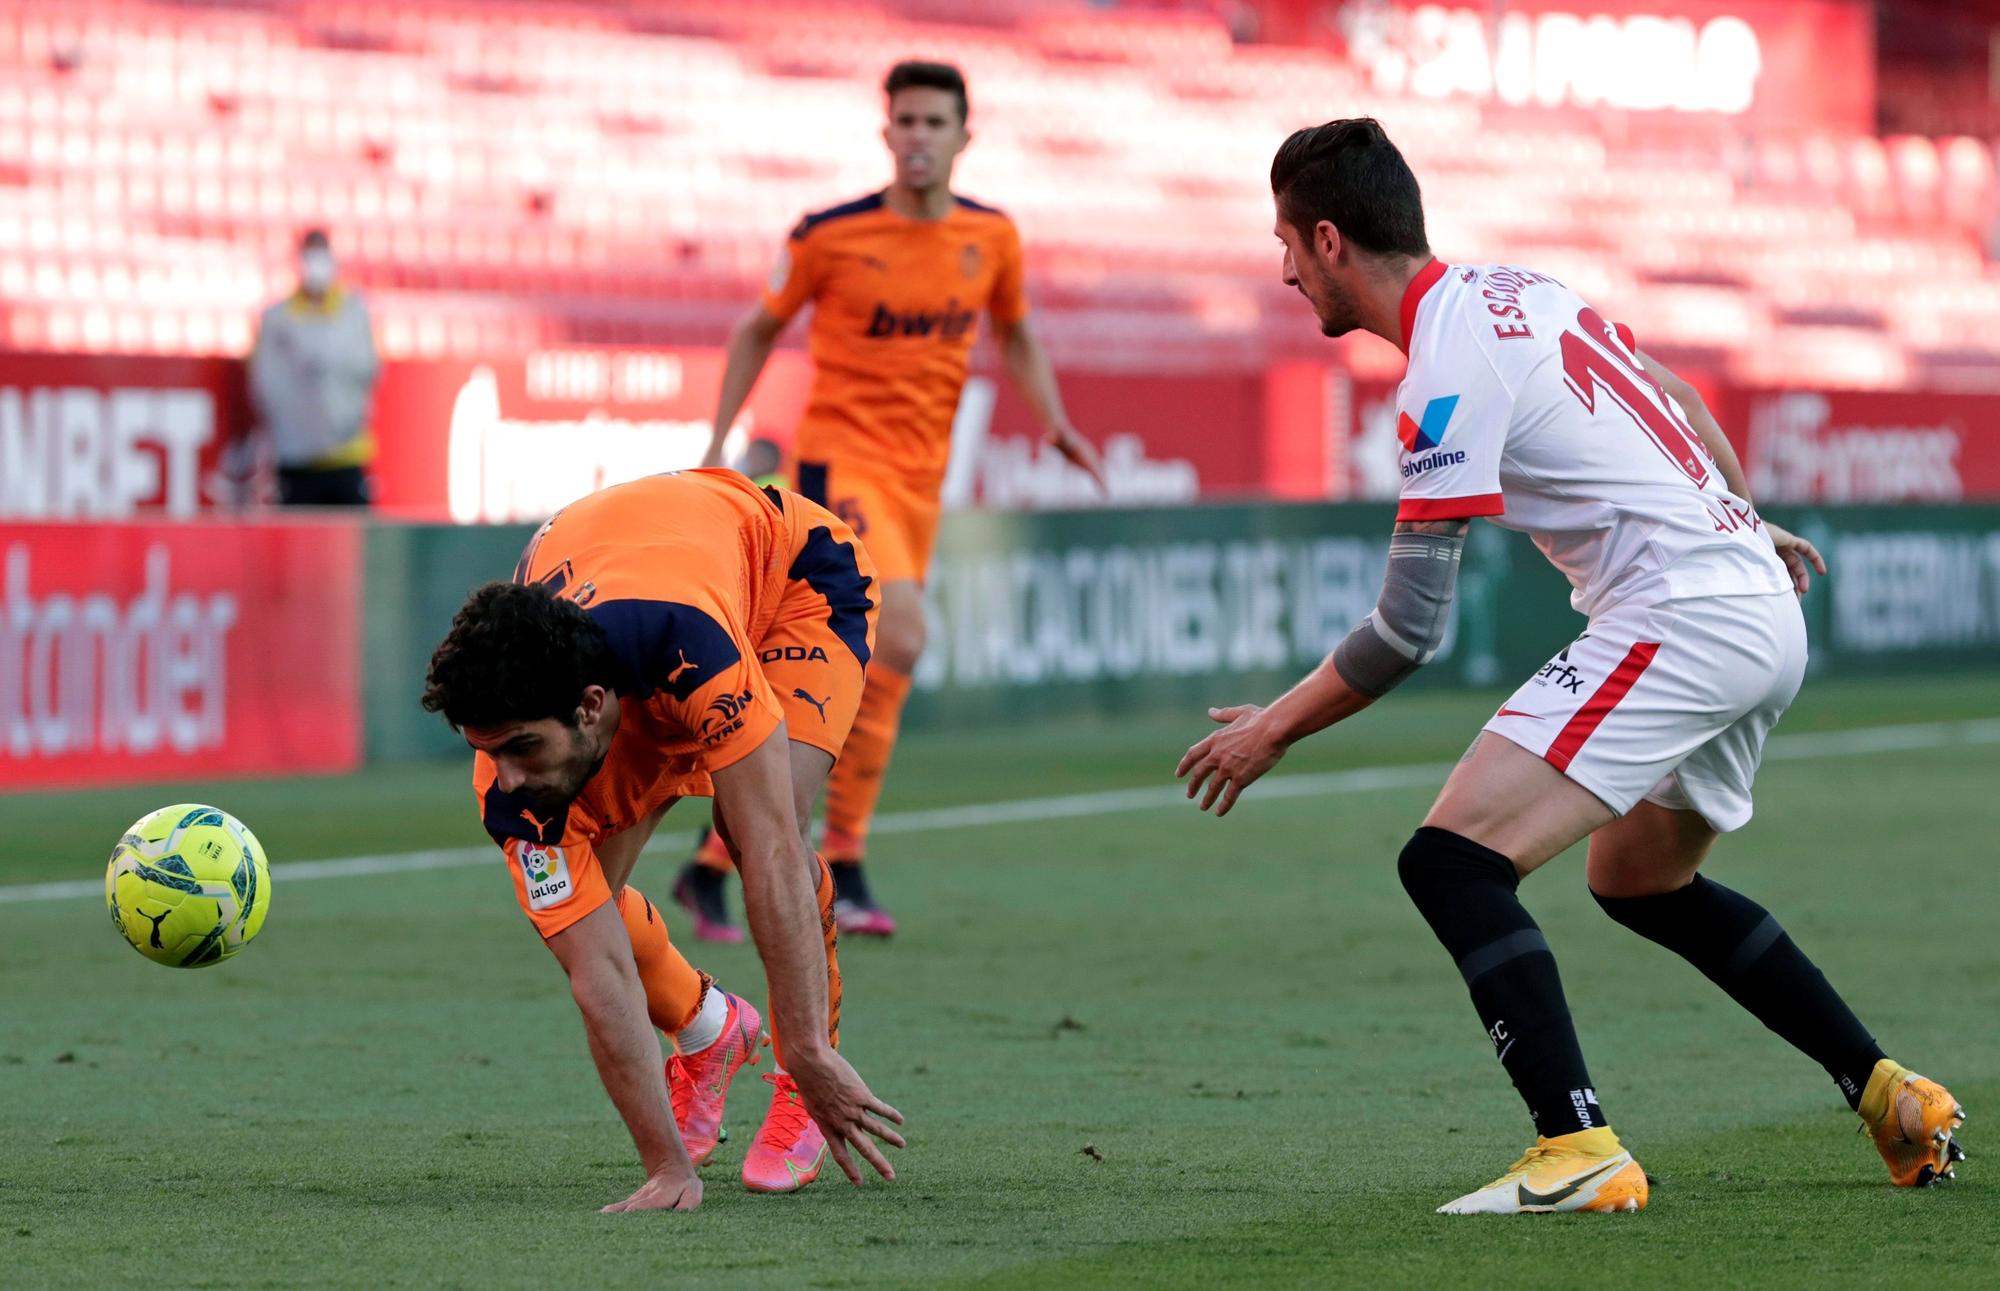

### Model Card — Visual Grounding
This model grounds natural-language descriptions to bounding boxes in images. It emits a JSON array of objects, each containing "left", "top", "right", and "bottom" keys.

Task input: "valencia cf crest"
[{"left": 960, "top": 243, "right": 982, "bottom": 279}]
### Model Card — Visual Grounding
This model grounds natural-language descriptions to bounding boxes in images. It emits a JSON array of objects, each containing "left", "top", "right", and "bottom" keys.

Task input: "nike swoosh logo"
[
  {"left": 1495, "top": 707, "right": 1544, "bottom": 720},
  {"left": 1517, "top": 1159, "right": 1622, "bottom": 1207},
  {"left": 787, "top": 1142, "right": 829, "bottom": 1183}
]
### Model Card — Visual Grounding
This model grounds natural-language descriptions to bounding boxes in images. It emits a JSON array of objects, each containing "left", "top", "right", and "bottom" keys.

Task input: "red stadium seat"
[{"left": 0, "top": 0, "right": 1994, "bottom": 381}]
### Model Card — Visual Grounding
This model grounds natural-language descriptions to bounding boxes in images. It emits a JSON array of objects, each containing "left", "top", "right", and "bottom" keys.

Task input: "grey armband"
[{"left": 1330, "top": 531, "right": 1465, "bottom": 697}]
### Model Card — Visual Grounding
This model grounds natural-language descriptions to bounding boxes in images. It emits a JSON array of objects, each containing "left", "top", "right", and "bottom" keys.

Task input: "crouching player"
[{"left": 421, "top": 470, "right": 904, "bottom": 1210}]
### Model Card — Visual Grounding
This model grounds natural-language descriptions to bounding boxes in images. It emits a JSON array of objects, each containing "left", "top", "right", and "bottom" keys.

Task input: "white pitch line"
[{"left": 8, "top": 716, "right": 2000, "bottom": 907}]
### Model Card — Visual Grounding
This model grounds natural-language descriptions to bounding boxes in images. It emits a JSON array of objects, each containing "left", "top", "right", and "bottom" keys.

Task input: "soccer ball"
[{"left": 105, "top": 804, "right": 271, "bottom": 968}]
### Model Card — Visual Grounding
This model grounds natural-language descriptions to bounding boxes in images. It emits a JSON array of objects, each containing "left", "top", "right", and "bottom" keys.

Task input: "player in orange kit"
[
  {"left": 421, "top": 470, "right": 905, "bottom": 1208},
  {"left": 685, "top": 60, "right": 1105, "bottom": 939}
]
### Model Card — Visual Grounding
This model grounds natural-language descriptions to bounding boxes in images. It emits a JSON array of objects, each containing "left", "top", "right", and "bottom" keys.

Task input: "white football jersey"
[{"left": 1394, "top": 261, "right": 1791, "bottom": 616}]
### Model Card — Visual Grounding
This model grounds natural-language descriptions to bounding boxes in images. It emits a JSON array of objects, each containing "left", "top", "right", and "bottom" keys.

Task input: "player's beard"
[
  {"left": 520, "top": 732, "right": 607, "bottom": 819},
  {"left": 1302, "top": 264, "right": 1359, "bottom": 338}
]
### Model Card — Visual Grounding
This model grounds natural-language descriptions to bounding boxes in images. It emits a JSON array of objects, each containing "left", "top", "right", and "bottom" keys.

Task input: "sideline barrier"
[
  {"left": 359, "top": 503, "right": 2000, "bottom": 762},
  {"left": 5, "top": 503, "right": 1993, "bottom": 784},
  {"left": 0, "top": 518, "right": 363, "bottom": 789}
]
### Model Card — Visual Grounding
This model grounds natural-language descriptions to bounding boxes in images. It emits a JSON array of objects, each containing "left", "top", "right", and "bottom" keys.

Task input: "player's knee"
[
  {"left": 1398, "top": 826, "right": 1522, "bottom": 908},
  {"left": 1585, "top": 853, "right": 1682, "bottom": 902},
  {"left": 875, "top": 598, "right": 926, "bottom": 673}
]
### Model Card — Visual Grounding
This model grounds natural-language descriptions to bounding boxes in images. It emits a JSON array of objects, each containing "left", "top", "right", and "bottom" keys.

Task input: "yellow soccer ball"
[{"left": 105, "top": 804, "right": 271, "bottom": 968}]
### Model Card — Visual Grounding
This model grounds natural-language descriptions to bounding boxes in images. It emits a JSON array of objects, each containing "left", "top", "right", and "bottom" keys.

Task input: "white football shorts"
[{"left": 1482, "top": 590, "right": 1807, "bottom": 832}]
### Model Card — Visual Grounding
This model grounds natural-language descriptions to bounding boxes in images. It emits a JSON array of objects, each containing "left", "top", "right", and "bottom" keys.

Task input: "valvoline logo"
[{"left": 1397, "top": 395, "right": 1460, "bottom": 453}]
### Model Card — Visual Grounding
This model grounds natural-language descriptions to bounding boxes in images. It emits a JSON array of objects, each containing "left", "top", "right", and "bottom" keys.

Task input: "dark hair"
[
  {"left": 884, "top": 60, "right": 968, "bottom": 123},
  {"left": 299, "top": 227, "right": 330, "bottom": 251},
  {"left": 1269, "top": 118, "right": 1428, "bottom": 258},
  {"left": 422, "top": 582, "right": 618, "bottom": 730}
]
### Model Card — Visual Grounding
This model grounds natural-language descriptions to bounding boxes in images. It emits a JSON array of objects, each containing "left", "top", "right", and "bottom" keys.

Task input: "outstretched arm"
[
  {"left": 1177, "top": 518, "right": 1468, "bottom": 816},
  {"left": 991, "top": 315, "right": 1106, "bottom": 493},
  {"left": 701, "top": 305, "right": 788, "bottom": 468},
  {"left": 712, "top": 726, "right": 905, "bottom": 1184},
  {"left": 544, "top": 900, "right": 702, "bottom": 1212}
]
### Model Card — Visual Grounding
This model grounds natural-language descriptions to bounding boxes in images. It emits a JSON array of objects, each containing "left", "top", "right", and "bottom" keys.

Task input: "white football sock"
[{"left": 674, "top": 984, "right": 729, "bottom": 1056}]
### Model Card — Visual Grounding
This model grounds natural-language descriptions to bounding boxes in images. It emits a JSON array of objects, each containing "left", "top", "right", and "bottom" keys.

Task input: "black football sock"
[
  {"left": 1399, "top": 827, "right": 1608, "bottom": 1135},
  {"left": 830, "top": 858, "right": 873, "bottom": 907},
  {"left": 674, "top": 859, "right": 734, "bottom": 926},
  {"left": 1592, "top": 876, "right": 1885, "bottom": 1108}
]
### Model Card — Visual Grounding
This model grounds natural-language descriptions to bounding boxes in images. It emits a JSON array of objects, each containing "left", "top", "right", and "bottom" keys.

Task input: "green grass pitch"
[{"left": 3, "top": 676, "right": 1997, "bottom": 1289}]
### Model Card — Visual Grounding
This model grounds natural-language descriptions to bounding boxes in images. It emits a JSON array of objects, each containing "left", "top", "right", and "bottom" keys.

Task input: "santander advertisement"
[{"left": 0, "top": 522, "right": 362, "bottom": 790}]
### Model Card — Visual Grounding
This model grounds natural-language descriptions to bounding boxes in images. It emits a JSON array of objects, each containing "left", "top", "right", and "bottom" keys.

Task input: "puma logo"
[
  {"left": 666, "top": 649, "right": 699, "bottom": 686},
  {"left": 519, "top": 807, "right": 555, "bottom": 838},
  {"left": 793, "top": 688, "right": 830, "bottom": 723},
  {"left": 143, "top": 908, "right": 171, "bottom": 950}
]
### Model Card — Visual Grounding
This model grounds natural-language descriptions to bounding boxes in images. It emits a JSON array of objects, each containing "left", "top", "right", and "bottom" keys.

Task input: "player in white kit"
[{"left": 1177, "top": 119, "right": 1966, "bottom": 1214}]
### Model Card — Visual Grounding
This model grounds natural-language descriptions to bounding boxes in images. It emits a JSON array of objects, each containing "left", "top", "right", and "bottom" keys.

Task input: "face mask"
[{"left": 300, "top": 248, "right": 336, "bottom": 293}]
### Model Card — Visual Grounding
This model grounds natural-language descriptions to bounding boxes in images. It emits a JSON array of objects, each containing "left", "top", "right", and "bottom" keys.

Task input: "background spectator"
[{"left": 248, "top": 229, "right": 380, "bottom": 506}]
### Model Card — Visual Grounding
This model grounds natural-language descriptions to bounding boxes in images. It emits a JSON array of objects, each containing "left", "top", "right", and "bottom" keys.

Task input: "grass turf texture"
[{"left": 3, "top": 675, "right": 1996, "bottom": 1289}]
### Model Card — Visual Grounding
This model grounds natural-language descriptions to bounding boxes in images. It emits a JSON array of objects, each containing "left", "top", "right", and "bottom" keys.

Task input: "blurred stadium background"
[
  {"left": 4, "top": 2, "right": 2000, "bottom": 1285},
  {"left": 5, "top": 0, "right": 2000, "bottom": 787}
]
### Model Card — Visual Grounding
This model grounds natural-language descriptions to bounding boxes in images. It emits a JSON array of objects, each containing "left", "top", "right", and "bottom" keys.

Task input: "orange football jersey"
[
  {"left": 473, "top": 469, "right": 875, "bottom": 937},
  {"left": 762, "top": 191, "right": 1028, "bottom": 488}
]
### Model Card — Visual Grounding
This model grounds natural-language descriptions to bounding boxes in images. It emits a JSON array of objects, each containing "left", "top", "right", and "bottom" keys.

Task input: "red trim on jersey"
[
  {"left": 1545, "top": 642, "right": 1660, "bottom": 772},
  {"left": 1396, "top": 493, "right": 1504, "bottom": 521},
  {"left": 1399, "top": 258, "right": 1450, "bottom": 354},
  {"left": 1612, "top": 321, "right": 1637, "bottom": 352}
]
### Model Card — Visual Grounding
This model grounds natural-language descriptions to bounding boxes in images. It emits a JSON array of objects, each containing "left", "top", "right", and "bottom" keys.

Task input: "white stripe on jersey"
[{"left": 1394, "top": 262, "right": 1791, "bottom": 616}]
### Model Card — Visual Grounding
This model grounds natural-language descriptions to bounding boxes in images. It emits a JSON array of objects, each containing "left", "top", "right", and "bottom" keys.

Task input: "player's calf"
[
  {"left": 1591, "top": 876, "right": 1887, "bottom": 1109},
  {"left": 1399, "top": 827, "right": 1608, "bottom": 1136}
]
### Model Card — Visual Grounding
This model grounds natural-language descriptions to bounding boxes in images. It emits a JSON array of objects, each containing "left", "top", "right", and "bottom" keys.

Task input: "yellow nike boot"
[
  {"left": 1437, "top": 1127, "right": 1648, "bottom": 1214},
  {"left": 1858, "top": 1059, "right": 1966, "bottom": 1187}
]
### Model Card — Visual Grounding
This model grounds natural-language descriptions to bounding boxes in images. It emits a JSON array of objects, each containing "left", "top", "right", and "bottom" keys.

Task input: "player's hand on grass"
[
  {"left": 1048, "top": 423, "right": 1109, "bottom": 495},
  {"left": 1763, "top": 521, "right": 1826, "bottom": 596},
  {"left": 602, "top": 1170, "right": 703, "bottom": 1213},
  {"left": 1177, "top": 703, "right": 1287, "bottom": 818},
  {"left": 790, "top": 1047, "right": 906, "bottom": 1185}
]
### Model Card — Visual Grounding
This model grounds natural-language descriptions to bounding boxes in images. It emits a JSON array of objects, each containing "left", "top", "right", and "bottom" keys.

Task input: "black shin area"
[
  {"left": 1399, "top": 826, "right": 1607, "bottom": 1134},
  {"left": 1592, "top": 875, "right": 1885, "bottom": 1108}
]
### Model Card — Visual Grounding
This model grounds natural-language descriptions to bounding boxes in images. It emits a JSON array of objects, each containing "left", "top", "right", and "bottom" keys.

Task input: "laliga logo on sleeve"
[
  {"left": 1399, "top": 395, "right": 1469, "bottom": 478},
  {"left": 521, "top": 844, "right": 573, "bottom": 910}
]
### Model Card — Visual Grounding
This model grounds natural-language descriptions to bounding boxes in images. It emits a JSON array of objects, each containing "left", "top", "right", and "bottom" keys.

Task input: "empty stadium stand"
[{"left": 1, "top": 0, "right": 1995, "bottom": 386}]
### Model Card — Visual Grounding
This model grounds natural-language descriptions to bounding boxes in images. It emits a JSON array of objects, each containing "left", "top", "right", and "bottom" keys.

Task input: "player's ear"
[
  {"left": 1315, "top": 219, "right": 1342, "bottom": 269},
  {"left": 577, "top": 684, "right": 610, "bottom": 728}
]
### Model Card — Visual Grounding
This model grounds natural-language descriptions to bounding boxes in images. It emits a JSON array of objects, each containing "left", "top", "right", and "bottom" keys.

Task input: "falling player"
[
  {"left": 681, "top": 59, "right": 1106, "bottom": 940},
  {"left": 422, "top": 470, "right": 903, "bottom": 1207},
  {"left": 1177, "top": 118, "right": 1965, "bottom": 1214}
]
